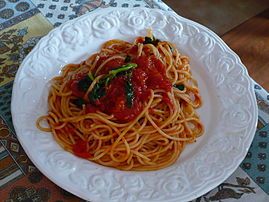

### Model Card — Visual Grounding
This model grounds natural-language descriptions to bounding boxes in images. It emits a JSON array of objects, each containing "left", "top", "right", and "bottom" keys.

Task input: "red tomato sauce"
[
  {"left": 72, "top": 139, "right": 91, "bottom": 158},
  {"left": 95, "top": 76, "right": 143, "bottom": 122},
  {"left": 70, "top": 55, "right": 172, "bottom": 123}
]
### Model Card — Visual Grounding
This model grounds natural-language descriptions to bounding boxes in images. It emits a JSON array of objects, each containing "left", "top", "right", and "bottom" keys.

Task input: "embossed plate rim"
[{"left": 11, "top": 8, "right": 258, "bottom": 202}]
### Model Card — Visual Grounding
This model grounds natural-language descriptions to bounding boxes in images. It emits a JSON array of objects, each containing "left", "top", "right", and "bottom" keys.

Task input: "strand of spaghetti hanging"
[{"left": 36, "top": 29, "right": 204, "bottom": 171}]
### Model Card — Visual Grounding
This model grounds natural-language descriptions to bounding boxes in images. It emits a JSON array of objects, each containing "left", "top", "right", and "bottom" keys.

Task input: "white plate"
[{"left": 11, "top": 8, "right": 258, "bottom": 202}]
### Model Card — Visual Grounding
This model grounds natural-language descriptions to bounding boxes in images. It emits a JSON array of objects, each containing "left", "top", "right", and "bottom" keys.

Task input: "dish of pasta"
[
  {"left": 11, "top": 8, "right": 258, "bottom": 202},
  {"left": 36, "top": 30, "right": 204, "bottom": 171}
]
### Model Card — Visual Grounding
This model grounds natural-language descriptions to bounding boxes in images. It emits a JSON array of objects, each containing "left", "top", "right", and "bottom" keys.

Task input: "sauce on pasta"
[{"left": 37, "top": 30, "right": 204, "bottom": 171}]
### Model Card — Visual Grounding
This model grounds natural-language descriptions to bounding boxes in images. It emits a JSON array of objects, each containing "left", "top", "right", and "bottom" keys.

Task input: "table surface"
[
  {"left": 0, "top": 1, "right": 269, "bottom": 202},
  {"left": 164, "top": 0, "right": 269, "bottom": 91},
  {"left": 222, "top": 9, "right": 269, "bottom": 91}
]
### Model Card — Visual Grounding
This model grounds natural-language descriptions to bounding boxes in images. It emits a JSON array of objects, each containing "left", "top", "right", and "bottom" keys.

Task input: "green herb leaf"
[
  {"left": 108, "top": 63, "right": 137, "bottom": 77},
  {"left": 125, "top": 74, "right": 134, "bottom": 108},
  {"left": 143, "top": 36, "right": 160, "bottom": 46},
  {"left": 88, "top": 72, "right": 94, "bottom": 81},
  {"left": 89, "top": 81, "right": 106, "bottom": 102},
  {"left": 124, "top": 55, "right": 131, "bottom": 63},
  {"left": 77, "top": 75, "right": 92, "bottom": 92},
  {"left": 143, "top": 37, "right": 153, "bottom": 44},
  {"left": 89, "top": 64, "right": 137, "bottom": 102},
  {"left": 174, "top": 84, "right": 185, "bottom": 91},
  {"left": 168, "top": 45, "right": 174, "bottom": 53},
  {"left": 72, "top": 98, "right": 85, "bottom": 108},
  {"left": 104, "top": 63, "right": 137, "bottom": 85}
]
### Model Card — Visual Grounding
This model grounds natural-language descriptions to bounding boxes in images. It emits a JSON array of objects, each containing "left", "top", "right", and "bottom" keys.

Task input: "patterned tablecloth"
[{"left": 0, "top": 1, "right": 268, "bottom": 201}]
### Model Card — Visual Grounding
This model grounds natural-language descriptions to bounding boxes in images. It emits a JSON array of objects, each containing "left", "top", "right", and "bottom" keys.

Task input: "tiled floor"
[{"left": 163, "top": 0, "right": 269, "bottom": 35}]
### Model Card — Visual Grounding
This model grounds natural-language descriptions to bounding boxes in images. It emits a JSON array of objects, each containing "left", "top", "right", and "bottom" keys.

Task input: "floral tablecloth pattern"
[{"left": 0, "top": 1, "right": 268, "bottom": 201}]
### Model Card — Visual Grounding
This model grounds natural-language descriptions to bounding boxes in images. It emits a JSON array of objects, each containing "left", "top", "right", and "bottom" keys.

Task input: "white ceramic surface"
[{"left": 11, "top": 8, "right": 258, "bottom": 202}]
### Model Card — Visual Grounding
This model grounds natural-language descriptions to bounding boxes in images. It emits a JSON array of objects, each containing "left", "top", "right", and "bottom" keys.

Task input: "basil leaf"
[
  {"left": 143, "top": 36, "right": 160, "bottom": 46},
  {"left": 124, "top": 55, "right": 131, "bottom": 63},
  {"left": 72, "top": 98, "right": 85, "bottom": 108},
  {"left": 89, "top": 81, "right": 106, "bottom": 102},
  {"left": 89, "top": 64, "right": 137, "bottom": 102},
  {"left": 108, "top": 63, "right": 137, "bottom": 77},
  {"left": 174, "top": 84, "right": 185, "bottom": 91},
  {"left": 143, "top": 37, "right": 153, "bottom": 44},
  {"left": 104, "top": 63, "right": 137, "bottom": 85},
  {"left": 125, "top": 74, "right": 134, "bottom": 108},
  {"left": 88, "top": 72, "right": 94, "bottom": 81},
  {"left": 77, "top": 75, "right": 92, "bottom": 92}
]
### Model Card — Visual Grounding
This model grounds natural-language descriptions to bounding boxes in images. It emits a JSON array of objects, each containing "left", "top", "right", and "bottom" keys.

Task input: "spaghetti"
[{"left": 37, "top": 31, "right": 204, "bottom": 171}]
